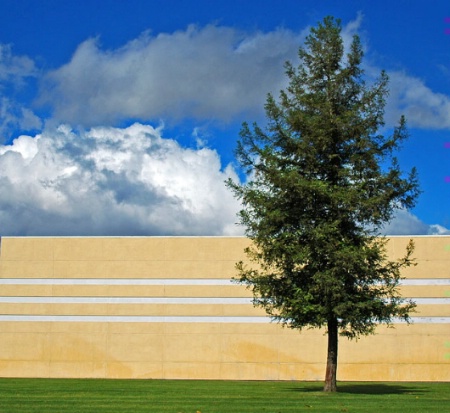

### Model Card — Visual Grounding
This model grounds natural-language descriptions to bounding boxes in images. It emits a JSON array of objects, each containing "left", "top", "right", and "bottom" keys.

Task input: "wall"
[{"left": 0, "top": 236, "right": 449, "bottom": 381}]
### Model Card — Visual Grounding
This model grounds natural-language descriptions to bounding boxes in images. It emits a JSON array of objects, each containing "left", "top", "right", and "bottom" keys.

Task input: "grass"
[{"left": 0, "top": 379, "right": 449, "bottom": 412}]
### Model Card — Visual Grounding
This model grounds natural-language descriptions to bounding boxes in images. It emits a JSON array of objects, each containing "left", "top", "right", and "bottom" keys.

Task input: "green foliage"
[{"left": 227, "top": 16, "right": 419, "bottom": 340}]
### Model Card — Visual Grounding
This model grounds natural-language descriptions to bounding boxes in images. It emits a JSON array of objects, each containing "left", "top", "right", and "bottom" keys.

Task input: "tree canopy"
[{"left": 227, "top": 16, "right": 420, "bottom": 392}]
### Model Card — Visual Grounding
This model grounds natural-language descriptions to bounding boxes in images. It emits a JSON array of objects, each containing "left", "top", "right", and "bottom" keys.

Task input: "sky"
[{"left": 0, "top": 0, "right": 449, "bottom": 236}]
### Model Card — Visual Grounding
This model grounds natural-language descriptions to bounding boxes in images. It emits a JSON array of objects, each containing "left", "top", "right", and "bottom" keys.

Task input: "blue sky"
[{"left": 0, "top": 0, "right": 449, "bottom": 236}]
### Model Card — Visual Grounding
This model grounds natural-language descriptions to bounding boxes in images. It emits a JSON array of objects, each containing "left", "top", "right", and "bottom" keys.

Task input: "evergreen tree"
[{"left": 227, "top": 16, "right": 420, "bottom": 392}]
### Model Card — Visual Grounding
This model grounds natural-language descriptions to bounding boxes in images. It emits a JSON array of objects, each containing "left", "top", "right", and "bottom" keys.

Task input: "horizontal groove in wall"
[
  {"left": 0, "top": 297, "right": 448, "bottom": 305},
  {"left": 0, "top": 315, "right": 448, "bottom": 323},
  {"left": 0, "top": 278, "right": 449, "bottom": 285}
]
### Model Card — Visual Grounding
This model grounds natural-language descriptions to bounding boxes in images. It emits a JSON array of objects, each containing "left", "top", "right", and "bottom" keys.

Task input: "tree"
[{"left": 226, "top": 16, "right": 420, "bottom": 392}]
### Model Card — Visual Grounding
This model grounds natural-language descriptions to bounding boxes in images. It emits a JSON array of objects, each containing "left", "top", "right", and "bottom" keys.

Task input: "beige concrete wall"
[{"left": 0, "top": 236, "right": 449, "bottom": 381}]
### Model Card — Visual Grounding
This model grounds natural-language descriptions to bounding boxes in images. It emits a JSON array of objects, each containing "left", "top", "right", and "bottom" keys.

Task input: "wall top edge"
[
  {"left": 0, "top": 235, "right": 449, "bottom": 239},
  {"left": 0, "top": 235, "right": 249, "bottom": 239}
]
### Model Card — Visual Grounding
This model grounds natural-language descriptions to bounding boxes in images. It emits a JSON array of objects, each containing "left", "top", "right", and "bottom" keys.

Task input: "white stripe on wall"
[
  {"left": 400, "top": 279, "right": 450, "bottom": 286},
  {"left": 413, "top": 298, "right": 450, "bottom": 304},
  {"left": 407, "top": 317, "right": 450, "bottom": 323},
  {"left": 0, "top": 278, "right": 234, "bottom": 285},
  {"left": 0, "top": 296, "right": 253, "bottom": 304},
  {"left": 0, "top": 297, "right": 448, "bottom": 305},
  {"left": 0, "top": 315, "right": 268, "bottom": 323},
  {"left": 0, "top": 315, "right": 448, "bottom": 323}
]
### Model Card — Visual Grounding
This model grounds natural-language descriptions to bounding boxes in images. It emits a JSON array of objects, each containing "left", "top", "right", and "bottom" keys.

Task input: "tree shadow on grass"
[{"left": 288, "top": 383, "right": 429, "bottom": 395}]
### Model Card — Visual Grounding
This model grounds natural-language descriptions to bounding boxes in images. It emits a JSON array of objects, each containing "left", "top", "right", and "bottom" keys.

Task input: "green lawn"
[{"left": 0, "top": 379, "right": 448, "bottom": 412}]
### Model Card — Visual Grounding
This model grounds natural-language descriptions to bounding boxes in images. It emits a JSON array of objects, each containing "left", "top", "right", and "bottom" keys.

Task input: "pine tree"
[{"left": 227, "top": 16, "right": 420, "bottom": 392}]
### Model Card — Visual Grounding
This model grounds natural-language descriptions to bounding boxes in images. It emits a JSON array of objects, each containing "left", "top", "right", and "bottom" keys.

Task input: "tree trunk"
[{"left": 324, "top": 317, "right": 338, "bottom": 392}]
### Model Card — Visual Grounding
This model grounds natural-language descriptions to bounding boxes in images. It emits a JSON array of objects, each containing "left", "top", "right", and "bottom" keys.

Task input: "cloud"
[
  {"left": 0, "top": 44, "right": 36, "bottom": 83},
  {"left": 40, "top": 25, "right": 304, "bottom": 126},
  {"left": 384, "top": 70, "right": 450, "bottom": 129},
  {"left": 0, "top": 44, "right": 42, "bottom": 141},
  {"left": 0, "top": 97, "right": 42, "bottom": 140},
  {"left": 39, "top": 18, "right": 450, "bottom": 133},
  {"left": 0, "top": 123, "right": 243, "bottom": 236},
  {"left": 341, "top": 16, "right": 450, "bottom": 130},
  {"left": 0, "top": 122, "right": 446, "bottom": 237},
  {"left": 381, "top": 208, "right": 450, "bottom": 235}
]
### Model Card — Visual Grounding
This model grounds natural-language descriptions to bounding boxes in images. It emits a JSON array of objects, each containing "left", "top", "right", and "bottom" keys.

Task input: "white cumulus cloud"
[
  {"left": 38, "top": 19, "right": 450, "bottom": 133},
  {"left": 384, "top": 70, "right": 450, "bottom": 129},
  {"left": 0, "top": 122, "right": 445, "bottom": 236},
  {"left": 40, "top": 25, "right": 304, "bottom": 126},
  {"left": 0, "top": 123, "right": 243, "bottom": 236},
  {"left": 381, "top": 208, "right": 450, "bottom": 236}
]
